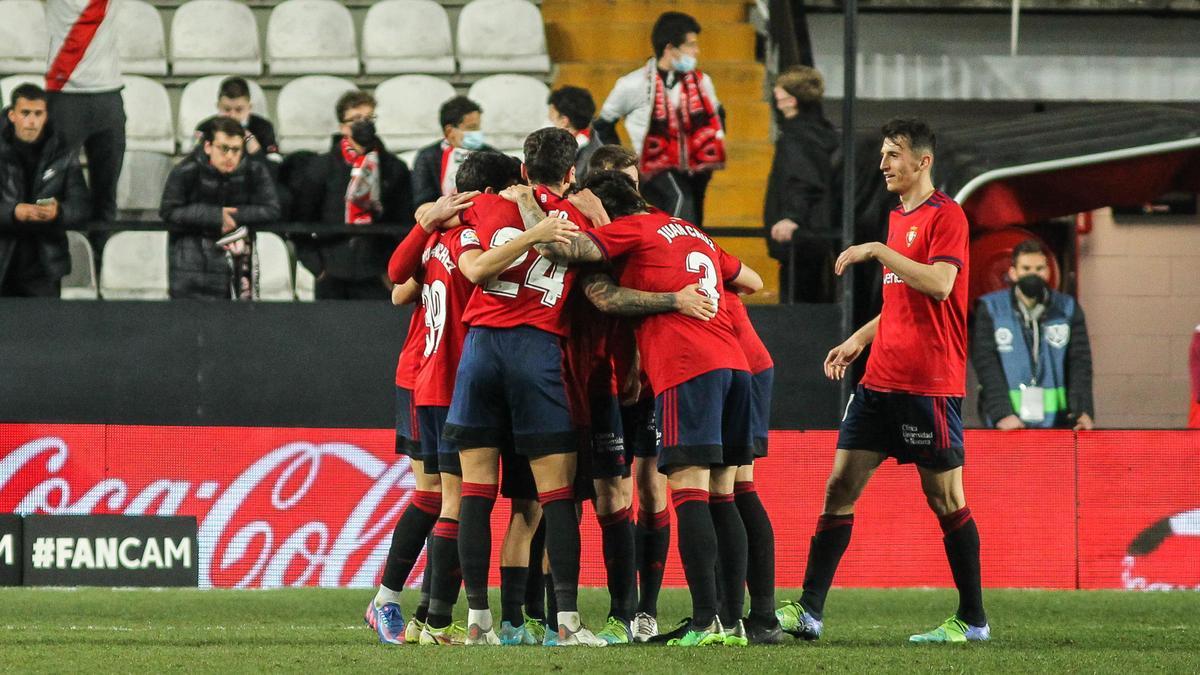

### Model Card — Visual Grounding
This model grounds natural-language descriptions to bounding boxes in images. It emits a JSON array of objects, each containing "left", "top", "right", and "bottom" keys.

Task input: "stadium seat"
[
  {"left": 169, "top": 0, "right": 262, "bottom": 76},
  {"left": 115, "top": 151, "right": 174, "bottom": 212},
  {"left": 61, "top": 231, "right": 98, "bottom": 300},
  {"left": 456, "top": 0, "right": 551, "bottom": 73},
  {"left": 0, "top": 74, "right": 43, "bottom": 106},
  {"left": 121, "top": 75, "right": 176, "bottom": 154},
  {"left": 374, "top": 75, "right": 457, "bottom": 152},
  {"left": 255, "top": 232, "right": 294, "bottom": 301},
  {"left": 115, "top": 0, "right": 167, "bottom": 76},
  {"left": 266, "top": 0, "right": 359, "bottom": 75},
  {"left": 177, "top": 75, "right": 270, "bottom": 150},
  {"left": 275, "top": 75, "right": 358, "bottom": 153},
  {"left": 362, "top": 0, "right": 455, "bottom": 75},
  {"left": 294, "top": 262, "right": 315, "bottom": 301},
  {"left": 99, "top": 231, "right": 169, "bottom": 300},
  {"left": 467, "top": 74, "right": 550, "bottom": 151},
  {"left": 0, "top": 0, "right": 48, "bottom": 73}
]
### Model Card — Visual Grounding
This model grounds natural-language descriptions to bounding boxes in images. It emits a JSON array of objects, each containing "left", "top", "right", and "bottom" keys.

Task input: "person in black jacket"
[
  {"left": 192, "top": 77, "right": 280, "bottom": 164},
  {"left": 284, "top": 91, "right": 414, "bottom": 300},
  {"left": 160, "top": 116, "right": 280, "bottom": 299},
  {"left": 0, "top": 84, "right": 89, "bottom": 297},
  {"left": 763, "top": 66, "right": 838, "bottom": 304},
  {"left": 410, "top": 95, "right": 497, "bottom": 208}
]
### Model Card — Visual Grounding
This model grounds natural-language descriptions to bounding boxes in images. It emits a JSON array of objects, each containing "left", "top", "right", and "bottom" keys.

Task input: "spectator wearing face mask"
[
  {"left": 972, "top": 239, "right": 1095, "bottom": 430},
  {"left": 410, "top": 96, "right": 497, "bottom": 207},
  {"left": 593, "top": 11, "right": 725, "bottom": 227},
  {"left": 546, "top": 85, "right": 600, "bottom": 184},
  {"left": 193, "top": 77, "right": 280, "bottom": 164}
]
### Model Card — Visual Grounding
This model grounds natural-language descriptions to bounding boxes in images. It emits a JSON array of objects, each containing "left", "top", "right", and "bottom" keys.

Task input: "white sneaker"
[
  {"left": 632, "top": 612, "right": 658, "bottom": 643},
  {"left": 555, "top": 611, "right": 607, "bottom": 647},
  {"left": 465, "top": 608, "right": 500, "bottom": 645}
]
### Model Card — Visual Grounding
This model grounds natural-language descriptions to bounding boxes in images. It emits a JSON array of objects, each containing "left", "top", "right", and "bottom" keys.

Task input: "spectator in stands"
[
  {"left": 1190, "top": 324, "right": 1200, "bottom": 428},
  {"left": 0, "top": 84, "right": 89, "bottom": 297},
  {"left": 193, "top": 77, "right": 280, "bottom": 165},
  {"left": 764, "top": 65, "right": 838, "bottom": 304},
  {"left": 160, "top": 117, "right": 280, "bottom": 300},
  {"left": 45, "top": 0, "right": 125, "bottom": 223},
  {"left": 547, "top": 86, "right": 600, "bottom": 184},
  {"left": 593, "top": 11, "right": 725, "bottom": 227},
  {"left": 285, "top": 91, "right": 414, "bottom": 300},
  {"left": 972, "top": 239, "right": 1095, "bottom": 430},
  {"left": 411, "top": 96, "right": 497, "bottom": 207}
]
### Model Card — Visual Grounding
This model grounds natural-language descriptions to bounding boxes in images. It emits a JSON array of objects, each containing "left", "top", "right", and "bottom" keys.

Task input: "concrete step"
[
  {"left": 723, "top": 100, "right": 771, "bottom": 142},
  {"left": 547, "top": 21, "right": 756, "bottom": 63},
  {"left": 554, "top": 61, "right": 766, "bottom": 102},
  {"left": 541, "top": 0, "right": 751, "bottom": 24}
]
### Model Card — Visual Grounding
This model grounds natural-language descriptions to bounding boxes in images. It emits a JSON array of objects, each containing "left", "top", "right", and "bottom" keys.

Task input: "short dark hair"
[
  {"left": 547, "top": 86, "right": 596, "bottom": 132},
  {"left": 10, "top": 83, "right": 46, "bottom": 108},
  {"left": 1011, "top": 238, "right": 1047, "bottom": 266},
  {"left": 881, "top": 118, "right": 936, "bottom": 156},
  {"left": 440, "top": 96, "right": 482, "bottom": 130},
  {"left": 456, "top": 151, "right": 524, "bottom": 193},
  {"left": 651, "top": 11, "right": 701, "bottom": 57},
  {"left": 588, "top": 144, "right": 638, "bottom": 174},
  {"left": 523, "top": 127, "right": 577, "bottom": 185},
  {"left": 583, "top": 170, "right": 647, "bottom": 219},
  {"left": 336, "top": 91, "right": 376, "bottom": 123},
  {"left": 218, "top": 77, "right": 251, "bottom": 101},
  {"left": 204, "top": 116, "right": 246, "bottom": 143}
]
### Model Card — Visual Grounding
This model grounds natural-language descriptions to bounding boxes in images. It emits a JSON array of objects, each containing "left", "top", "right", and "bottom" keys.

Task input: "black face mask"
[
  {"left": 349, "top": 119, "right": 377, "bottom": 149},
  {"left": 1016, "top": 274, "right": 1047, "bottom": 299}
]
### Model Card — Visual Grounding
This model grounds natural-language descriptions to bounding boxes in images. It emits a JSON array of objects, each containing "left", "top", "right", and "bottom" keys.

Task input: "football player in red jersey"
[
  {"left": 536, "top": 171, "right": 765, "bottom": 647},
  {"left": 777, "top": 118, "right": 989, "bottom": 644}
]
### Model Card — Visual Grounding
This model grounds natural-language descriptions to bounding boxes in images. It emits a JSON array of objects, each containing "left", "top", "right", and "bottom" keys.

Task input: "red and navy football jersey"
[
  {"left": 724, "top": 287, "right": 773, "bottom": 375},
  {"left": 586, "top": 211, "right": 749, "bottom": 392},
  {"left": 459, "top": 187, "right": 594, "bottom": 337},
  {"left": 395, "top": 306, "right": 424, "bottom": 389},
  {"left": 413, "top": 225, "right": 481, "bottom": 407},
  {"left": 861, "top": 190, "right": 970, "bottom": 397}
]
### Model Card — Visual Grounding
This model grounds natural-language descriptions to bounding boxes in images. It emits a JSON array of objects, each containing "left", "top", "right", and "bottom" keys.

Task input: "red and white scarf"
[
  {"left": 341, "top": 137, "right": 381, "bottom": 224},
  {"left": 640, "top": 65, "right": 726, "bottom": 179}
]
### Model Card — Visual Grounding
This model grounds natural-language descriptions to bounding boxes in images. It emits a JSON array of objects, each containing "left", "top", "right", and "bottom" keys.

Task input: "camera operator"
[{"left": 285, "top": 91, "right": 414, "bottom": 300}]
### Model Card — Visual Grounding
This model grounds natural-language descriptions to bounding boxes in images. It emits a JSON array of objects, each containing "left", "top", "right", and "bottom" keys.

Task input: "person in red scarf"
[{"left": 594, "top": 12, "right": 725, "bottom": 228}]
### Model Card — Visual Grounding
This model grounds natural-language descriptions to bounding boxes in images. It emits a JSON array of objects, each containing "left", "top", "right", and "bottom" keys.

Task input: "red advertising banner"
[{"left": 1, "top": 424, "right": 1196, "bottom": 590}]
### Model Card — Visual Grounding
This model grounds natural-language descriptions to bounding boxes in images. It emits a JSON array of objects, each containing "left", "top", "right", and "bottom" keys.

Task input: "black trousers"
[
  {"left": 642, "top": 169, "right": 713, "bottom": 227},
  {"left": 48, "top": 90, "right": 126, "bottom": 222}
]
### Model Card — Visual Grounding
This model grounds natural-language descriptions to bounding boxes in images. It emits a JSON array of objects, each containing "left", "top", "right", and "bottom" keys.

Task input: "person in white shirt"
[{"left": 593, "top": 12, "right": 726, "bottom": 227}]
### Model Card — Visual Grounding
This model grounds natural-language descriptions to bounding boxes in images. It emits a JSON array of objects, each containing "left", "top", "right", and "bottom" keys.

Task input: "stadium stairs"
[{"left": 543, "top": 0, "right": 778, "bottom": 302}]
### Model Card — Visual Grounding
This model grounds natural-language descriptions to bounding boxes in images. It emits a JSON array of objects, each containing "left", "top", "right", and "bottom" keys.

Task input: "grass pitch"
[{"left": 1, "top": 587, "right": 1195, "bottom": 673}]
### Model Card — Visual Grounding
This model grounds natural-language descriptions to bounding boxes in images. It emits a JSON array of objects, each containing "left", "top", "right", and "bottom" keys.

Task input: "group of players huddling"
[{"left": 364, "top": 118, "right": 990, "bottom": 648}]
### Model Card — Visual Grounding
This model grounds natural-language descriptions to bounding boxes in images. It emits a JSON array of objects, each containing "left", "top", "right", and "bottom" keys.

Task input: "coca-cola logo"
[{"left": 0, "top": 433, "right": 417, "bottom": 588}]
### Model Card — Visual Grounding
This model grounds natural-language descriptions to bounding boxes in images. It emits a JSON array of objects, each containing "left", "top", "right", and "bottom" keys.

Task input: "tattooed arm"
[
  {"left": 535, "top": 231, "right": 605, "bottom": 264},
  {"left": 583, "top": 273, "right": 717, "bottom": 320}
]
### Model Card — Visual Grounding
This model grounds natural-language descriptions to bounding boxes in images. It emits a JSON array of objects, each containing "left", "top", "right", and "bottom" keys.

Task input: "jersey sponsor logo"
[
  {"left": 882, "top": 271, "right": 905, "bottom": 286},
  {"left": 1045, "top": 323, "right": 1070, "bottom": 349},
  {"left": 421, "top": 242, "right": 457, "bottom": 273},
  {"left": 656, "top": 221, "right": 715, "bottom": 251},
  {"left": 994, "top": 327, "right": 1014, "bottom": 353},
  {"left": 906, "top": 225, "right": 918, "bottom": 247}
]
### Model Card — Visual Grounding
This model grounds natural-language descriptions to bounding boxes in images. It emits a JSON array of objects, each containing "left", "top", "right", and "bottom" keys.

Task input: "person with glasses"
[
  {"left": 285, "top": 91, "right": 415, "bottom": 300},
  {"left": 160, "top": 116, "right": 280, "bottom": 299}
]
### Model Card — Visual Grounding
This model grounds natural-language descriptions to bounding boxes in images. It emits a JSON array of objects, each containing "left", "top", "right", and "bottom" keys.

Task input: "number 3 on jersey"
[
  {"left": 481, "top": 226, "right": 566, "bottom": 307},
  {"left": 686, "top": 251, "right": 720, "bottom": 309}
]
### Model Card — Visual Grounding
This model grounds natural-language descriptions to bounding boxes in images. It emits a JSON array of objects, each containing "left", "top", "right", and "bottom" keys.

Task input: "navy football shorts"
[
  {"left": 750, "top": 368, "right": 774, "bottom": 458},
  {"left": 416, "top": 405, "right": 459, "bottom": 476},
  {"left": 395, "top": 386, "right": 419, "bottom": 457},
  {"left": 588, "top": 391, "right": 629, "bottom": 480},
  {"left": 655, "top": 368, "right": 754, "bottom": 472},
  {"left": 444, "top": 326, "right": 577, "bottom": 457},
  {"left": 620, "top": 396, "right": 658, "bottom": 463},
  {"left": 837, "top": 384, "right": 965, "bottom": 471}
]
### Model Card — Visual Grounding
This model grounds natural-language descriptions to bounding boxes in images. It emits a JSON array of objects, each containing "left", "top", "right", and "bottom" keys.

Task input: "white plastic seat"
[
  {"left": 374, "top": 75, "right": 457, "bottom": 152},
  {"left": 99, "top": 231, "right": 169, "bottom": 300},
  {"left": 121, "top": 75, "right": 175, "bottom": 154},
  {"left": 266, "top": 0, "right": 359, "bottom": 75},
  {"left": 170, "top": 0, "right": 262, "bottom": 76},
  {"left": 61, "top": 231, "right": 98, "bottom": 300},
  {"left": 467, "top": 74, "right": 550, "bottom": 150},
  {"left": 116, "top": 0, "right": 167, "bottom": 75},
  {"left": 255, "top": 232, "right": 294, "bottom": 301},
  {"left": 177, "top": 75, "right": 270, "bottom": 150},
  {"left": 294, "top": 262, "right": 315, "bottom": 301},
  {"left": 0, "top": 0, "right": 48, "bottom": 73},
  {"left": 362, "top": 0, "right": 455, "bottom": 75},
  {"left": 115, "top": 152, "right": 174, "bottom": 212},
  {"left": 0, "top": 74, "right": 44, "bottom": 106},
  {"left": 275, "top": 75, "right": 358, "bottom": 153},
  {"left": 456, "top": 0, "right": 550, "bottom": 73}
]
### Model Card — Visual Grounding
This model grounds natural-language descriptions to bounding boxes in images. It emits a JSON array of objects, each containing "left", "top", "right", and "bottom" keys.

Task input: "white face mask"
[{"left": 673, "top": 53, "right": 697, "bottom": 73}]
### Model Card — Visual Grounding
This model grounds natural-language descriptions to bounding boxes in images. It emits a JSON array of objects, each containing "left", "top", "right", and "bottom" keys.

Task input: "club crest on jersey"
[{"left": 906, "top": 225, "right": 919, "bottom": 247}]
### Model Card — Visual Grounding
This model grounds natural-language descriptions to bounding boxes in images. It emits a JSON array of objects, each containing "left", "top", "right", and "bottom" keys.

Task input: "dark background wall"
[{"left": 0, "top": 300, "right": 844, "bottom": 429}]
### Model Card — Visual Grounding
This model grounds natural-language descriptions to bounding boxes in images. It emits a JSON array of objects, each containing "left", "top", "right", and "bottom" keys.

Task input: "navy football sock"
[
  {"left": 598, "top": 506, "right": 636, "bottom": 622},
  {"left": 636, "top": 508, "right": 670, "bottom": 617},
  {"left": 940, "top": 507, "right": 987, "bottom": 627},
  {"left": 380, "top": 490, "right": 440, "bottom": 591},
  {"left": 500, "top": 566, "right": 527, "bottom": 626},
  {"left": 673, "top": 488, "right": 718, "bottom": 628},
  {"left": 540, "top": 488, "right": 581, "bottom": 614},
  {"left": 735, "top": 481, "right": 777, "bottom": 624},
  {"left": 799, "top": 513, "right": 854, "bottom": 620},
  {"left": 710, "top": 494, "right": 747, "bottom": 625},
  {"left": 525, "top": 520, "right": 547, "bottom": 621},
  {"left": 426, "top": 518, "right": 460, "bottom": 628},
  {"left": 458, "top": 483, "right": 497, "bottom": 610}
]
